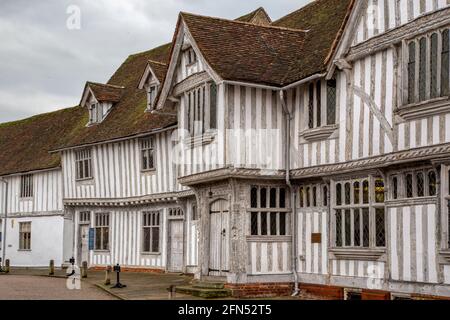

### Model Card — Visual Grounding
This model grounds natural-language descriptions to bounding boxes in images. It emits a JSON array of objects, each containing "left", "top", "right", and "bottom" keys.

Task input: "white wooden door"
[
  {"left": 78, "top": 225, "right": 89, "bottom": 265},
  {"left": 209, "top": 199, "right": 230, "bottom": 276},
  {"left": 169, "top": 220, "right": 184, "bottom": 272}
]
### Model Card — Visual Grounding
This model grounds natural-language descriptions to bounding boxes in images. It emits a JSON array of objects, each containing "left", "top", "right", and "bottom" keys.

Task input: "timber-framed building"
[{"left": 1, "top": 1, "right": 450, "bottom": 299}]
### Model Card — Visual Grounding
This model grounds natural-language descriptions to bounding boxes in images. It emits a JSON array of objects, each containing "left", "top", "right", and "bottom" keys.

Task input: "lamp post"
[{"left": 112, "top": 264, "right": 126, "bottom": 289}]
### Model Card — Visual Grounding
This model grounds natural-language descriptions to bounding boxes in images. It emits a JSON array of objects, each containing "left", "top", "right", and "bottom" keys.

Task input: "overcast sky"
[{"left": 0, "top": 0, "right": 311, "bottom": 123}]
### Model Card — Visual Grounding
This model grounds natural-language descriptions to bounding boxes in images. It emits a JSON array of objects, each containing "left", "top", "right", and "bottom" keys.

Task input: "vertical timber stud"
[{"left": 49, "top": 260, "right": 55, "bottom": 276}]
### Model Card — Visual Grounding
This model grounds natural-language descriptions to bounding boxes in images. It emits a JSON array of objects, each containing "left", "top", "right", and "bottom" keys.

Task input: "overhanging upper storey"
[{"left": 80, "top": 82, "right": 125, "bottom": 126}]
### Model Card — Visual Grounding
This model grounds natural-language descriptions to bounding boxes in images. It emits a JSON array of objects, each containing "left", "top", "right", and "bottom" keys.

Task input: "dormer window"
[
  {"left": 147, "top": 85, "right": 158, "bottom": 110},
  {"left": 307, "top": 79, "right": 337, "bottom": 130},
  {"left": 88, "top": 102, "right": 102, "bottom": 124}
]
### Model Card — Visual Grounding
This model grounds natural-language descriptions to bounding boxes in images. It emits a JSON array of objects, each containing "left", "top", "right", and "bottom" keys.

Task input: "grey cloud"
[{"left": 0, "top": 0, "right": 310, "bottom": 123}]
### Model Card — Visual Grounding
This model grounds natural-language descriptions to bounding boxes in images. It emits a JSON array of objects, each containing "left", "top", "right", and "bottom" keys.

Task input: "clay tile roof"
[
  {"left": 147, "top": 60, "right": 169, "bottom": 84},
  {"left": 87, "top": 82, "right": 125, "bottom": 103},
  {"left": 0, "top": 106, "right": 86, "bottom": 176},
  {"left": 236, "top": 7, "right": 272, "bottom": 26},
  {"left": 53, "top": 42, "right": 176, "bottom": 150},
  {"left": 181, "top": 12, "right": 308, "bottom": 87},
  {"left": 272, "top": 0, "right": 355, "bottom": 78}
]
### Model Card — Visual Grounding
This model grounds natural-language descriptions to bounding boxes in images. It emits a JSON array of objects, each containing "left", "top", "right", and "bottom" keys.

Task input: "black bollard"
[
  {"left": 111, "top": 264, "right": 126, "bottom": 289},
  {"left": 49, "top": 260, "right": 55, "bottom": 276},
  {"left": 5, "top": 259, "right": 10, "bottom": 273}
]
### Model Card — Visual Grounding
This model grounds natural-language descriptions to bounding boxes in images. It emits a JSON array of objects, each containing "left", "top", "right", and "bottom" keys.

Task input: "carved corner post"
[
  {"left": 228, "top": 179, "right": 247, "bottom": 284},
  {"left": 197, "top": 188, "right": 210, "bottom": 279}
]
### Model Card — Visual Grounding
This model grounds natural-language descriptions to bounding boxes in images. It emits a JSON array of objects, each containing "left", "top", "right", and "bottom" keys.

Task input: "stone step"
[
  {"left": 176, "top": 286, "right": 231, "bottom": 299},
  {"left": 192, "top": 280, "right": 225, "bottom": 289}
]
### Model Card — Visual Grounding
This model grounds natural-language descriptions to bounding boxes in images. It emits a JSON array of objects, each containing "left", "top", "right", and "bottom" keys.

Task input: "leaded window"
[
  {"left": 249, "top": 186, "right": 289, "bottom": 236},
  {"left": 323, "top": 186, "right": 328, "bottom": 206},
  {"left": 327, "top": 79, "right": 337, "bottom": 125},
  {"left": 75, "top": 148, "right": 92, "bottom": 180},
  {"left": 20, "top": 174, "right": 33, "bottom": 198},
  {"left": 406, "top": 174, "right": 414, "bottom": 198},
  {"left": 186, "top": 83, "right": 217, "bottom": 136},
  {"left": 431, "top": 33, "right": 438, "bottom": 98},
  {"left": 428, "top": 171, "right": 437, "bottom": 196},
  {"left": 299, "top": 183, "right": 328, "bottom": 208},
  {"left": 316, "top": 80, "right": 321, "bottom": 127},
  {"left": 143, "top": 211, "right": 160, "bottom": 253},
  {"left": 94, "top": 213, "right": 109, "bottom": 251},
  {"left": 442, "top": 29, "right": 449, "bottom": 97},
  {"left": 390, "top": 169, "right": 438, "bottom": 200},
  {"left": 308, "top": 83, "right": 314, "bottom": 129},
  {"left": 408, "top": 42, "right": 416, "bottom": 104},
  {"left": 392, "top": 176, "right": 398, "bottom": 200},
  {"left": 140, "top": 137, "right": 155, "bottom": 171},
  {"left": 417, "top": 172, "right": 425, "bottom": 197},
  {"left": 333, "top": 177, "right": 385, "bottom": 249},
  {"left": 419, "top": 37, "right": 427, "bottom": 101},
  {"left": 406, "top": 28, "right": 450, "bottom": 104}
]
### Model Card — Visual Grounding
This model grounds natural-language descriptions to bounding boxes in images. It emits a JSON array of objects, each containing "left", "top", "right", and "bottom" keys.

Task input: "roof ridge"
[{"left": 180, "top": 11, "right": 308, "bottom": 33}]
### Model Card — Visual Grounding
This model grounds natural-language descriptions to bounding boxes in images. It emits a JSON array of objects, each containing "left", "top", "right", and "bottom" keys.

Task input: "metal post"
[{"left": 111, "top": 264, "right": 126, "bottom": 289}]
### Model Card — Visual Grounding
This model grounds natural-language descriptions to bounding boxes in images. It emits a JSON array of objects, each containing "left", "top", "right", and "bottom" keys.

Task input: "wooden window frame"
[
  {"left": 19, "top": 222, "right": 31, "bottom": 251},
  {"left": 298, "top": 183, "right": 329, "bottom": 209},
  {"left": 75, "top": 148, "right": 93, "bottom": 181},
  {"left": 249, "top": 185, "right": 290, "bottom": 237},
  {"left": 20, "top": 174, "right": 33, "bottom": 199},
  {"left": 332, "top": 176, "right": 386, "bottom": 249},
  {"left": 140, "top": 137, "right": 155, "bottom": 172},
  {"left": 94, "top": 213, "right": 110, "bottom": 251},
  {"left": 142, "top": 211, "right": 161, "bottom": 254},
  {"left": 388, "top": 168, "right": 438, "bottom": 200},
  {"left": 147, "top": 84, "right": 158, "bottom": 110},
  {"left": 185, "top": 82, "right": 216, "bottom": 137}
]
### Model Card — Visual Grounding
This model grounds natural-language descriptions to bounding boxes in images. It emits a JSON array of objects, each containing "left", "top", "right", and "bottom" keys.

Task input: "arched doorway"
[{"left": 209, "top": 199, "right": 229, "bottom": 276}]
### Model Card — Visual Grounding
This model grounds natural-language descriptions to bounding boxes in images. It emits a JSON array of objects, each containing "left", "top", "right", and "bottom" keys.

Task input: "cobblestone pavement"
[{"left": 0, "top": 275, "right": 116, "bottom": 300}]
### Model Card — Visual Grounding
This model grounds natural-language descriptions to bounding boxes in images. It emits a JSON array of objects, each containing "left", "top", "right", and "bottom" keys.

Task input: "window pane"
[
  {"left": 279, "top": 188, "right": 286, "bottom": 208},
  {"left": 299, "top": 187, "right": 305, "bottom": 208},
  {"left": 392, "top": 177, "right": 398, "bottom": 200},
  {"left": 419, "top": 37, "right": 427, "bottom": 101},
  {"left": 103, "top": 227, "right": 109, "bottom": 250},
  {"left": 251, "top": 213, "right": 258, "bottom": 236},
  {"left": 375, "top": 179, "right": 385, "bottom": 203},
  {"left": 353, "top": 181, "right": 360, "bottom": 204},
  {"left": 362, "top": 208, "right": 370, "bottom": 247},
  {"left": 270, "top": 188, "right": 277, "bottom": 208},
  {"left": 327, "top": 79, "right": 337, "bottom": 125},
  {"left": 151, "top": 227, "right": 160, "bottom": 252},
  {"left": 417, "top": 172, "right": 424, "bottom": 197},
  {"left": 312, "top": 187, "right": 317, "bottom": 207},
  {"left": 354, "top": 209, "right": 361, "bottom": 247},
  {"left": 442, "top": 29, "right": 449, "bottom": 97},
  {"left": 316, "top": 80, "right": 321, "bottom": 127},
  {"left": 362, "top": 180, "right": 369, "bottom": 204},
  {"left": 406, "top": 174, "right": 414, "bottom": 198},
  {"left": 270, "top": 213, "right": 277, "bottom": 235},
  {"left": 428, "top": 171, "right": 437, "bottom": 196},
  {"left": 345, "top": 210, "right": 351, "bottom": 246},
  {"left": 210, "top": 83, "right": 217, "bottom": 129},
  {"left": 251, "top": 187, "right": 258, "bottom": 208},
  {"left": 279, "top": 213, "right": 286, "bottom": 236},
  {"left": 95, "top": 228, "right": 102, "bottom": 250},
  {"left": 323, "top": 186, "right": 328, "bottom": 207},
  {"left": 431, "top": 33, "right": 438, "bottom": 98},
  {"left": 308, "top": 83, "right": 314, "bottom": 128},
  {"left": 376, "top": 208, "right": 386, "bottom": 247},
  {"left": 336, "top": 183, "right": 342, "bottom": 206},
  {"left": 260, "top": 188, "right": 267, "bottom": 208},
  {"left": 143, "top": 228, "right": 150, "bottom": 252},
  {"left": 345, "top": 183, "right": 351, "bottom": 205},
  {"left": 306, "top": 187, "right": 311, "bottom": 207},
  {"left": 261, "top": 212, "right": 267, "bottom": 235},
  {"left": 408, "top": 42, "right": 416, "bottom": 104},
  {"left": 335, "top": 210, "right": 342, "bottom": 247}
]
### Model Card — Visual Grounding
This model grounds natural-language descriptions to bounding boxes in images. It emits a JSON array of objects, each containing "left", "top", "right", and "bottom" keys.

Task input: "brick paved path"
[{"left": 0, "top": 275, "right": 116, "bottom": 300}]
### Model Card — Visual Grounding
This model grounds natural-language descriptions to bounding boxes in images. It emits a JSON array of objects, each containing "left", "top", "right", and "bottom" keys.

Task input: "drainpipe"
[
  {"left": 0, "top": 178, "right": 8, "bottom": 268},
  {"left": 279, "top": 90, "right": 299, "bottom": 296}
]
